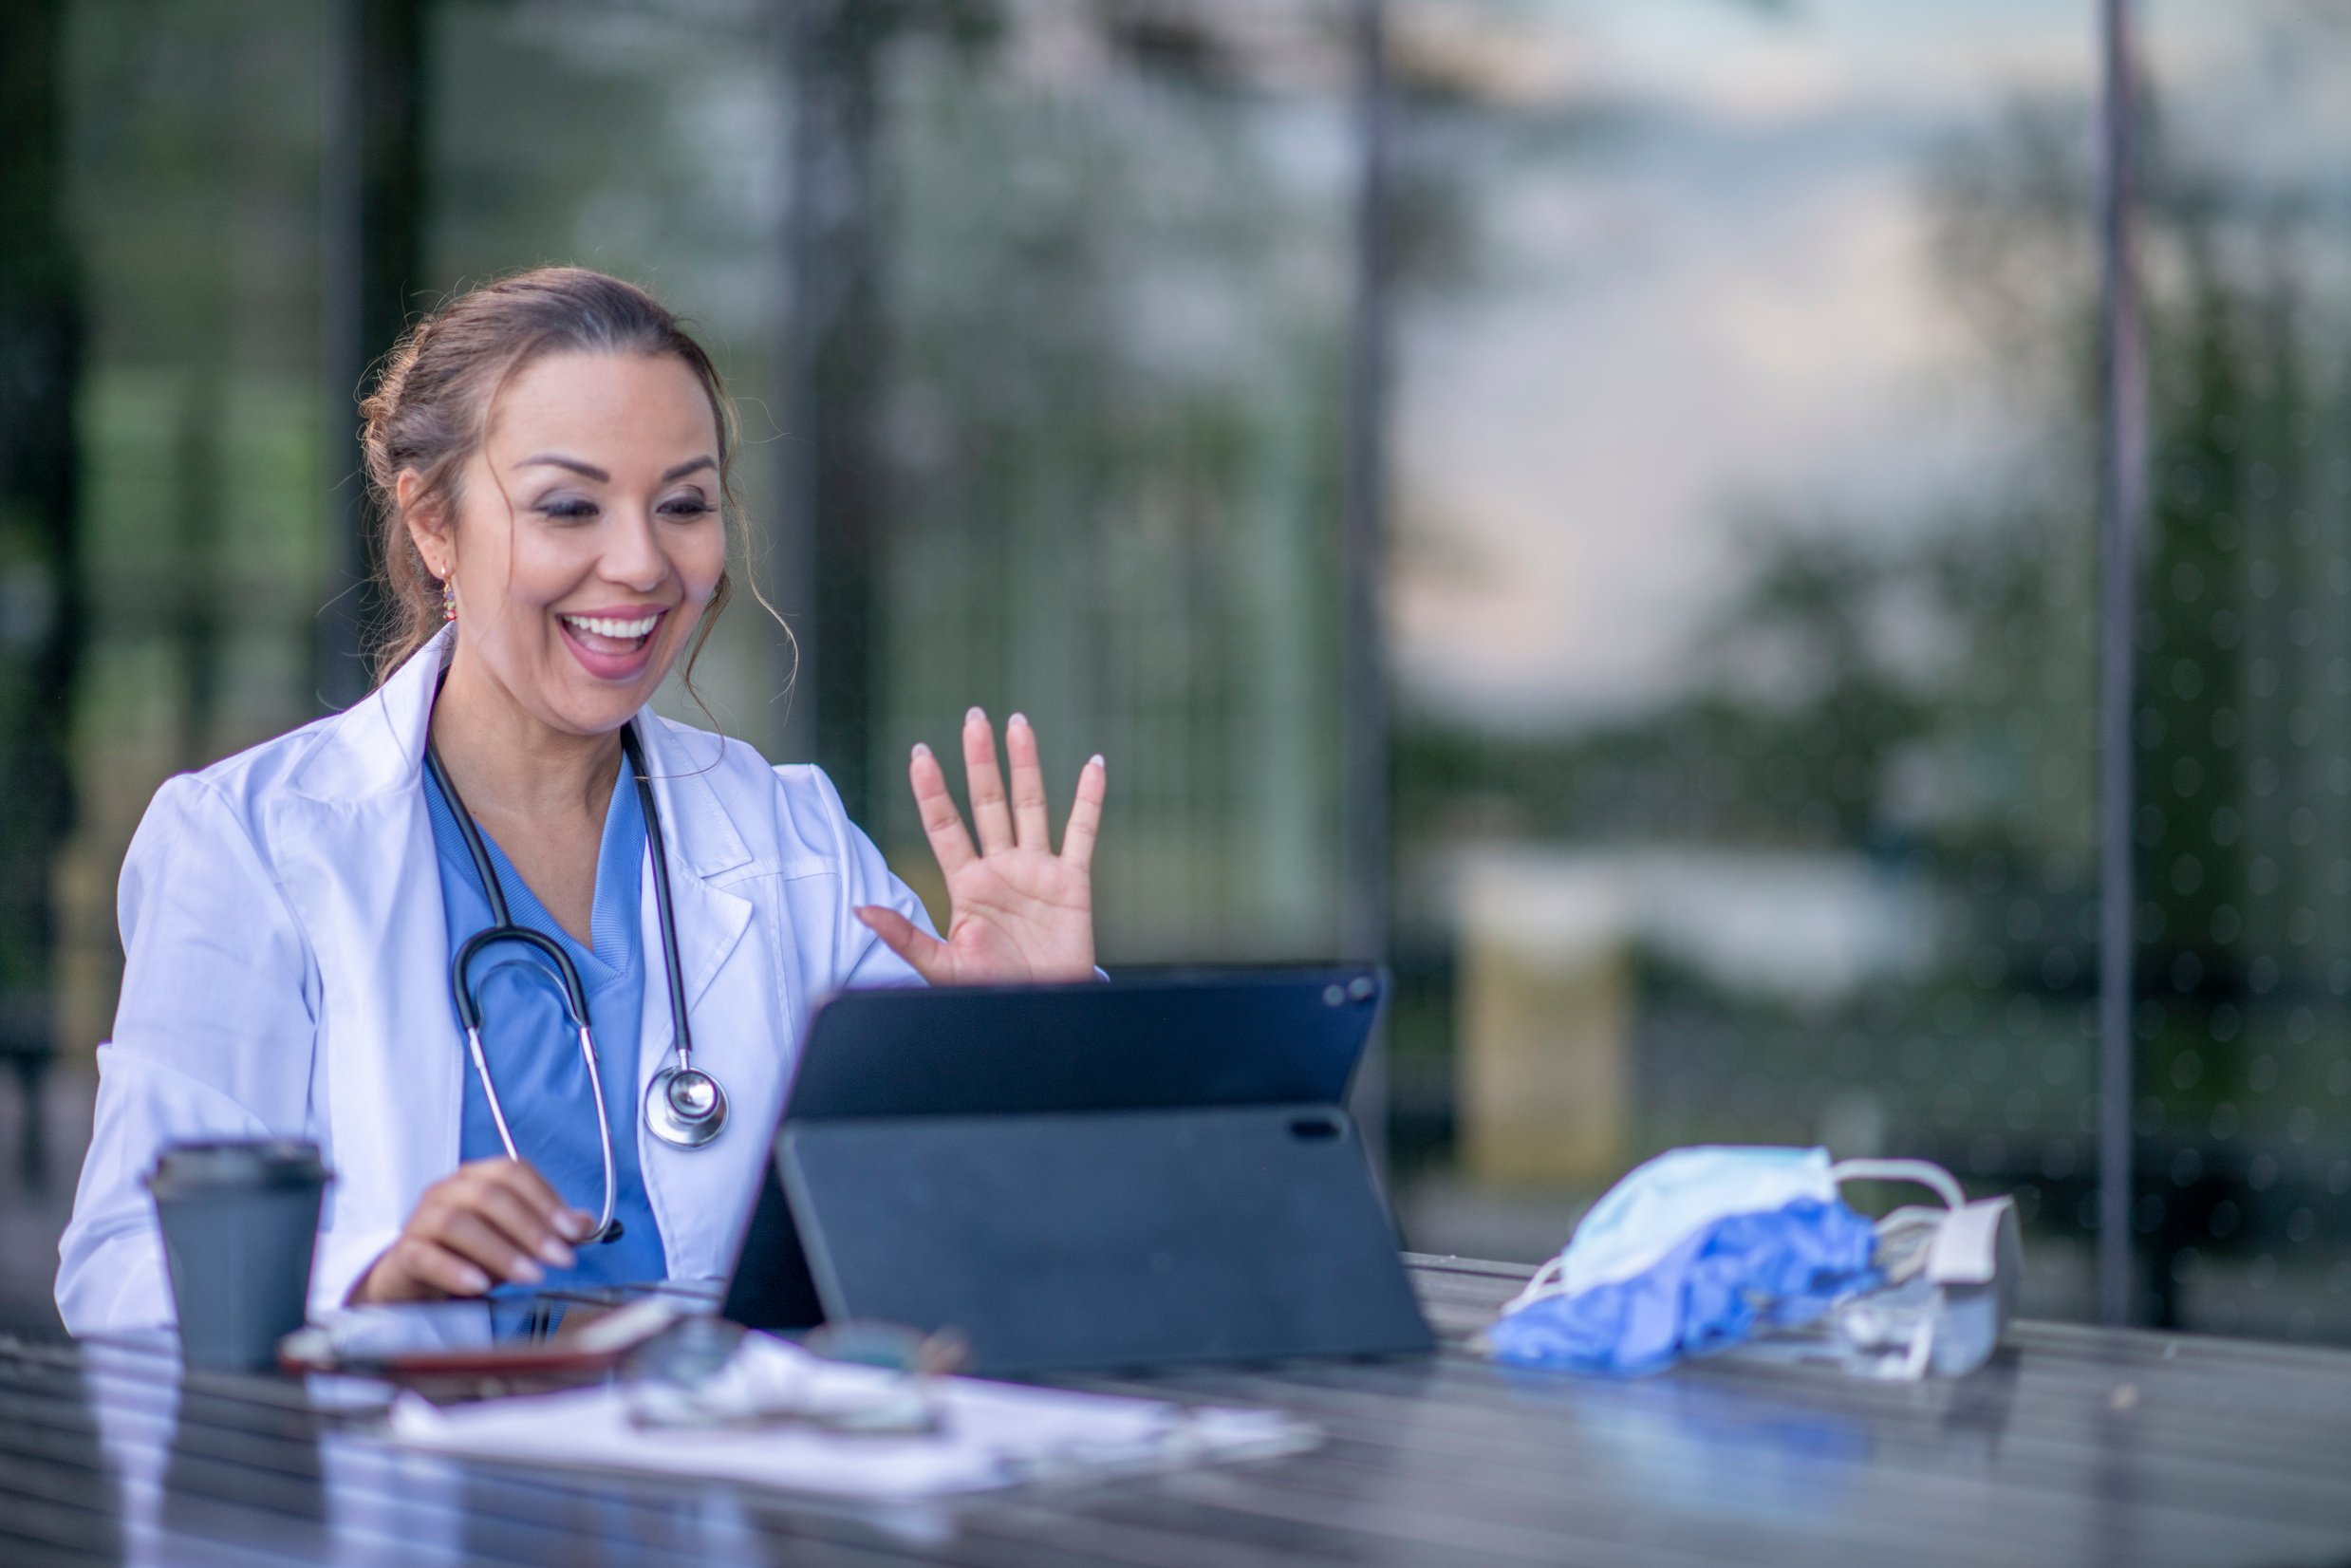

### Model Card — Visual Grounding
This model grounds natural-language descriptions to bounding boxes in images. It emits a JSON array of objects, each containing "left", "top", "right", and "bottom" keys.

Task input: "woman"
[{"left": 56, "top": 268, "right": 1104, "bottom": 1332}]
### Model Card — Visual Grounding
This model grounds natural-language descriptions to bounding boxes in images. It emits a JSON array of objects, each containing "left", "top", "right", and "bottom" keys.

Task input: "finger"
[
  {"left": 908, "top": 742, "right": 977, "bottom": 878},
  {"left": 433, "top": 1209, "right": 548, "bottom": 1286},
  {"left": 1060, "top": 754, "right": 1107, "bottom": 872},
  {"left": 473, "top": 1156, "right": 593, "bottom": 1242},
  {"left": 472, "top": 1180, "right": 578, "bottom": 1269},
  {"left": 1005, "top": 713, "right": 1052, "bottom": 851},
  {"left": 961, "top": 707, "right": 1015, "bottom": 856},
  {"left": 855, "top": 905, "right": 955, "bottom": 985},
  {"left": 396, "top": 1237, "right": 493, "bottom": 1298}
]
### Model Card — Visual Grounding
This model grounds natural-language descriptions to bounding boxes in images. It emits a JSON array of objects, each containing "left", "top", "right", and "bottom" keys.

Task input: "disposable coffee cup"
[{"left": 144, "top": 1140, "right": 330, "bottom": 1372}]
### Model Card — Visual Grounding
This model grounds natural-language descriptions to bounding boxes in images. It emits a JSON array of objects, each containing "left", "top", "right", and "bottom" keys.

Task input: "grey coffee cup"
[{"left": 145, "top": 1140, "right": 330, "bottom": 1372}]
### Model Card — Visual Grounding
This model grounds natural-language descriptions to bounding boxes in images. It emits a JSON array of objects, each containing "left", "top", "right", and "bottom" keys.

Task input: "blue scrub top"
[{"left": 423, "top": 758, "right": 669, "bottom": 1302}]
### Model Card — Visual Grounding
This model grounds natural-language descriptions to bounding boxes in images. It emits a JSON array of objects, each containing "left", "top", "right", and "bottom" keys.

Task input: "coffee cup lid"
[{"left": 145, "top": 1139, "right": 330, "bottom": 1193}]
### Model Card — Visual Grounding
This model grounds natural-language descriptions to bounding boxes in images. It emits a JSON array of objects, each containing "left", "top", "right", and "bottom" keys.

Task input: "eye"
[
  {"left": 536, "top": 495, "right": 600, "bottom": 522},
  {"left": 660, "top": 493, "right": 716, "bottom": 520}
]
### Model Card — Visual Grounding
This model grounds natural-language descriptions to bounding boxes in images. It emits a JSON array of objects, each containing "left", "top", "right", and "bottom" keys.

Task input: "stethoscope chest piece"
[{"left": 646, "top": 1064, "right": 728, "bottom": 1148}]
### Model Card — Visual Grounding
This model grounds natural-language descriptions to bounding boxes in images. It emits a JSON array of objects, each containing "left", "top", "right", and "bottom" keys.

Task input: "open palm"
[{"left": 853, "top": 708, "right": 1103, "bottom": 984}]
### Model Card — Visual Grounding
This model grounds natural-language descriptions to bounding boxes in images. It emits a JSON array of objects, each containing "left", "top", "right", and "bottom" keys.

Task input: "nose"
[{"left": 603, "top": 505, "right": 669, "bottom": 593}]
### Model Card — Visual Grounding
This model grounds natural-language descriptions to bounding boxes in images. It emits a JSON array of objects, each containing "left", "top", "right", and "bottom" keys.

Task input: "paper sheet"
[{"left": 385, "top": 1333, "right": 1316, "bottom": 1499}]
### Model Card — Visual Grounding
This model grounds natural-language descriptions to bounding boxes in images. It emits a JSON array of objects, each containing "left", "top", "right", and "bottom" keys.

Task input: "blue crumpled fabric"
[{"left": 1488, "top": 1198, "right": 1881, "bottom": 1375}]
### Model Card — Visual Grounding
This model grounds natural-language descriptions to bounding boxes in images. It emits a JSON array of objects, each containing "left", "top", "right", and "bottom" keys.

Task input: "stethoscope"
[{"left": 425, "top": 722, "right": 729, "bottom": 1245}]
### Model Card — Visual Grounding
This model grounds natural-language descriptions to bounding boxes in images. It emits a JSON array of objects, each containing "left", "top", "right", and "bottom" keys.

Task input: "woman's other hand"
[
  {"left": 348, "top": 1157, "right": 594, "bottom": 1303},
  {"left": 854, "top": 709, "right": 1103, "bottom": 984}
]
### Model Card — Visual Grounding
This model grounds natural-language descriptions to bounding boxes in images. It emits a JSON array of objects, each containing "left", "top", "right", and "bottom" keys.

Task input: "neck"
[{"left": 428, "top": 642, "right": 625, "bottom": 825}]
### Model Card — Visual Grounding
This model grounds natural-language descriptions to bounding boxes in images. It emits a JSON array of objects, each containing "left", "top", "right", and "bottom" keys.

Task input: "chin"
[{"left": 540, "top": 666, "right": 667, "bottom": 737}]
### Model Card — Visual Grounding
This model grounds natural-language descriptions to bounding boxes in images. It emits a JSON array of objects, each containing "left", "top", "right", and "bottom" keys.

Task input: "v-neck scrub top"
[{"left": 422, "top": 760, "right": 669, "bottom": 1292}]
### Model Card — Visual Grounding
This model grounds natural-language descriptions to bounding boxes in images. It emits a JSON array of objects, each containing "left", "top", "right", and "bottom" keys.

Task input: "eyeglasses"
[{"left": 625, "top": 1316, "right": 968, "bottom": 1436}]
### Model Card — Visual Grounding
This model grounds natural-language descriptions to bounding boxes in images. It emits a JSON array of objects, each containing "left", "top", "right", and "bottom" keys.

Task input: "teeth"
[{"left": 562, "top": 612, "right": 660, "bottom": 641}]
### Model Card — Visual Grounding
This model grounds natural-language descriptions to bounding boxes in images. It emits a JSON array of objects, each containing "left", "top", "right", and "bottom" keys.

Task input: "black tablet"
[{"left": 720, "top": 967, "right": 1433, "bottom": 1372}]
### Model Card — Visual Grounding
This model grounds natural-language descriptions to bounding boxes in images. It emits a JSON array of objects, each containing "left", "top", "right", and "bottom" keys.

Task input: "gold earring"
[{"left": 441, "top": 579, "right": 457, "bottom": 622}]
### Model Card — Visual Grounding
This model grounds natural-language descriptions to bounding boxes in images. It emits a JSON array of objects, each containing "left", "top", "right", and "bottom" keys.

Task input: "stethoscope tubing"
[
  {"left": 425, "top": 719, "right": 718, "bottom": 1249},
  {"left": 622, "top": 723, "right": 701, "bottom": 1084},
  {"left": 448, "top": 924, "right": 620, "bottom": 1243}
]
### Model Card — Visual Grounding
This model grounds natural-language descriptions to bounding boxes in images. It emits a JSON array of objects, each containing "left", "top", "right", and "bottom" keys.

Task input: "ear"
[{"left": 397, "top": 471, "right": 454, "bottom": 581}]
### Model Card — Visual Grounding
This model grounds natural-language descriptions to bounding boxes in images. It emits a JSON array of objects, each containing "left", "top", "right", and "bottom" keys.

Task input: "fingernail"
[
  {"left": 1090, "top": 754, "right": 1106, "bottom": 770},
  {"left": 457, "top": 1265, "right": 491, "bottom": 1294},
  {"left": 911, "top": 741, "right": 932, "bottom": 760},
  {"left": 511, "top": 1257, "right": 545, "bottom": 1285},
  {"left": 539, "top": 1238, "right": 576, "bottom": 1268},
  {"left": 1009, "top": 712, "right": 1029, "bottom": 729},
  {"left": 965, "top": 705, "right": 985, "bottom": 724},
  {"left": 562, "top": 1209, "right": 595, "bottom": 1241}
]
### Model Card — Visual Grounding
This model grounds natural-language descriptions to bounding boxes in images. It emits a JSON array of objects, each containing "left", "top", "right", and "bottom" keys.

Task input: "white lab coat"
[{"left": 56, "top": 627, "right": 935, "bottom": 1334}]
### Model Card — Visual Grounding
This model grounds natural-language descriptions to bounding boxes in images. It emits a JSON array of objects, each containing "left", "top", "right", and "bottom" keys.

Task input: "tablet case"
[{"left": 721, "top": 970, "right": 1434, "bottom": 1373}]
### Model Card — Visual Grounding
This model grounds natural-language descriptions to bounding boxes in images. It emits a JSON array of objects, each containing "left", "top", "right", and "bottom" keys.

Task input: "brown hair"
[{"left": 357, "top": 266, "right": 743, "bottom": 688}]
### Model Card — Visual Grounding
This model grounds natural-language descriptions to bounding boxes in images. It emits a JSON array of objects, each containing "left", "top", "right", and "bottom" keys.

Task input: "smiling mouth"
[{"left": 559, "top": 610, "right": 662, "bottom": 654}]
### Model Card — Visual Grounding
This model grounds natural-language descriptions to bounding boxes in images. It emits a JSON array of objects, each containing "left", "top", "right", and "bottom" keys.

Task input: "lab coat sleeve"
[
  {"left": 57, "top": 774, "right": 321, "bottom": 1335},
  {"left": 782, "top": 765, "right": 938, "bottom": 992}
]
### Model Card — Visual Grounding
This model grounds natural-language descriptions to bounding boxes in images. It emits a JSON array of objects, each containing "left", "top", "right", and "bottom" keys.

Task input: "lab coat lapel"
[
  {"left": 627, "top": 718, "right": 771, "bottom": 1278},
  {"left": 629, "top": 716, "right": 755, "bottom": 1036},
  {"left": 265, "top": 633, "right": 460, "bottom": 1257}
]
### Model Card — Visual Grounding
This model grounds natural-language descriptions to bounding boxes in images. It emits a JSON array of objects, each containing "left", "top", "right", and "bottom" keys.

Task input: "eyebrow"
[{"left": 517, "top": 455, "right": 718, "bottom": 483}]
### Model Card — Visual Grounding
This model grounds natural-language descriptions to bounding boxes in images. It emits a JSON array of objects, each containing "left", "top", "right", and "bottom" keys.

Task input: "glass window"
[
  {"left": 855, "top": 5, "right": 1358, "bottom": 960},
  {"left": 2133, "top": 0, "right": 2351, "bottom": 1336},
  {"left": 1385, "top": 1, "right": 2108, "bottom": 1320}
]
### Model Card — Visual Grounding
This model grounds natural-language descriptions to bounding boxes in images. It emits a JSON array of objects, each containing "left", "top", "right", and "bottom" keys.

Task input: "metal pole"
[
  {"left": 316, "top": 0, "right": 425, "bottom": 712},
  {"left": 0, "top": 0, "right": 87, "bottom": 1184},
  {"left": 1341, "top": 0, "right": 1393, "bottom": 1174},
  {"left": 777, "top": 0, "right": 885, "bottom": 806},
  {"left": 2096, "top": 0, "right": 2147, "bottom": 1329},
  {"left": 318, "top": 0, "right": 367, "bottom": 712}
]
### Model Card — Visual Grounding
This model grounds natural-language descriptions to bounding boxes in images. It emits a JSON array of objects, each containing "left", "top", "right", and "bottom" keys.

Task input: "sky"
[{"left": 1384, "top": 0, "right": 2136, "bottom": 731}]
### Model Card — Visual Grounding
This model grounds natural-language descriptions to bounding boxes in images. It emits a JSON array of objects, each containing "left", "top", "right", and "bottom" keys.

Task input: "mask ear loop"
[
  {"left": 1833, "top": 1159, "right": 1966, "bottom": 1373},
  {"left": 1502, "top": 1254, "right": 1571, "bottom": 1315},
  {"left": 1829, "top": 1158, "right": 1967, "bottom": 1212}
]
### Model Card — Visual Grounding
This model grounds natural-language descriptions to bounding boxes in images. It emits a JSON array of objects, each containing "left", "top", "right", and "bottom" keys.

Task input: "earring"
[{"left": 441, "top": 579, "right": 457, "bottom": 622}]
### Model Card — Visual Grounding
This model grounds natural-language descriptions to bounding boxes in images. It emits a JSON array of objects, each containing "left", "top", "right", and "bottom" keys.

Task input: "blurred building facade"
[{"left": 8, "top": 0, "right": 2351, "bottom": 1340}]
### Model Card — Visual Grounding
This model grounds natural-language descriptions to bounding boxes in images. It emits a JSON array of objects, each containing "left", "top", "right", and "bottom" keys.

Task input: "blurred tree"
[
  {"left": 868, "top": 5, "right": 1353, "bottom": 958},
  {"left": 782, "top": 0, "right": 893, "bottom": 822},
  {"left": 320, "top": 0, "right": 427, "bottom": 708},
  {"left": 781, "top": 0, "right": 1002, "bottom": 820},
  {"left": 0, "top": 0, "right": 86, "bottom": 1178}
]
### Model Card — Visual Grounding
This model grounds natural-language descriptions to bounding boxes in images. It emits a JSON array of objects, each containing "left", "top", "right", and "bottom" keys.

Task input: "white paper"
[{"left": 383, "top": 1333, "right": 1315, "bottom": 1500}]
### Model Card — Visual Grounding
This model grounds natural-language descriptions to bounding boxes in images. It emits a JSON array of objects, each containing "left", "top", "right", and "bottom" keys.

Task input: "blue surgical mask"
[
  {"left": 1552, "top": 1146, "right": 1842, "bottom": 1296},
  {"left": 1488, "top": 1146, "right": 1888, "bottom": 1376}
]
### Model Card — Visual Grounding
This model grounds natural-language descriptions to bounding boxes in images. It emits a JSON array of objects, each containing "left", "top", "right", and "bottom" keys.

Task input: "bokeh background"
[{"left": 6, "top": 0, "right": 2351, "bottom": 1345}]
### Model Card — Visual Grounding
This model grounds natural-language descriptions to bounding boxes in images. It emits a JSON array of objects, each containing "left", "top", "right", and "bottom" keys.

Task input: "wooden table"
[{"left": 5, "top": 1255, "right": 2349, "bottom": 1567}]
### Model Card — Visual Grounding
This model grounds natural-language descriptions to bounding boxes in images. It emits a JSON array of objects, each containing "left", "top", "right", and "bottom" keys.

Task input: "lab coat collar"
[
  {"left": 287, "top": 626, "right": 752, "bottom": 884},
  {"left": 283, "top": 627, "right": 448, "bottom": 804},
  {"left": 626, "top": 705, "right": 754, "bottom": 886}
]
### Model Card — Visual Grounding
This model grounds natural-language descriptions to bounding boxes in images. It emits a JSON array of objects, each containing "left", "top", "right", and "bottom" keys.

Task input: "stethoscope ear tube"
[
  {"left": 451, "top": 925, "right": 595, "bottom": 1035},
  {"left": 446, "top": 894, "right": 622, "bottom": 1244}
]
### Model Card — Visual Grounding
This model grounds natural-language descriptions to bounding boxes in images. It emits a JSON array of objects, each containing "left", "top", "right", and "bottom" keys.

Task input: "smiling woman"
[
  {"left": 56, "top": 268, "right": 1108, "bottom": 1331},
  {"left": 361, "top": 270, "right": 741, "bottom": 709}
]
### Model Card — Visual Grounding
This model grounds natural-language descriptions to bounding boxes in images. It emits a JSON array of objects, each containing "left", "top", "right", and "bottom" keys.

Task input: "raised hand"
[{"left": 852, "top": 707, "right": 1103, "bottom": 984}]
